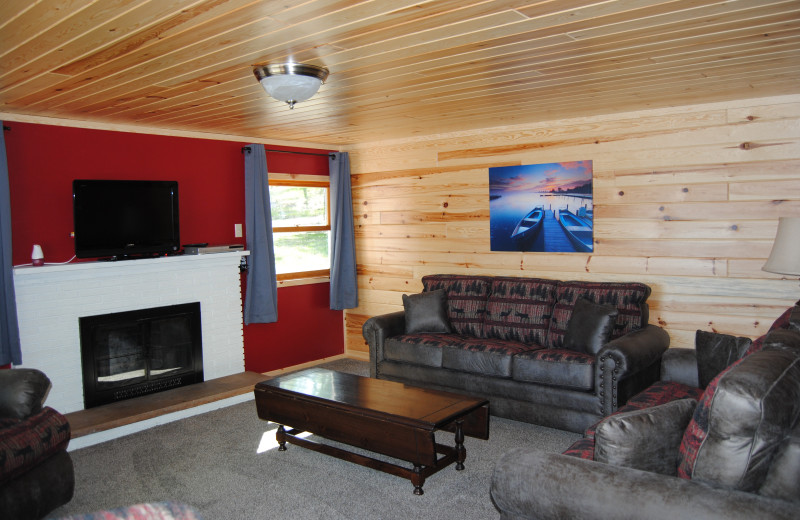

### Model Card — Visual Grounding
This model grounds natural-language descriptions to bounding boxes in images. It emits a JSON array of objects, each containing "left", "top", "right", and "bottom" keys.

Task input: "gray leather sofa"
[
  {"left": 490, "top": 306, "right": 800, "bottom": 520},
  {"left": 362, "top": 274, "right": 670, "bottom": 433}
]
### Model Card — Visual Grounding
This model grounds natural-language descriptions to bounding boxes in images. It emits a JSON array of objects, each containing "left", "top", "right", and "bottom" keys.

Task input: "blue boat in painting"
[
  {"left": 558, "top": 207, "right": 593, "bottom": 252},
  {"left": 510, "top": 206, "right": 544, "bottom": 245}
]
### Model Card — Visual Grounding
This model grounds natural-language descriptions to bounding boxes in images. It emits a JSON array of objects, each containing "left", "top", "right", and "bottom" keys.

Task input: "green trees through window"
[{"left": 269, "top": 183, "right": 330, "bottom": 278}]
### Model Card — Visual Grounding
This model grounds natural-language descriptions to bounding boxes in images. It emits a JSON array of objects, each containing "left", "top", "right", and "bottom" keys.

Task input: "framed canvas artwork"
[{"left": 489, "top": 161, "right": 593, "bottom": 252}]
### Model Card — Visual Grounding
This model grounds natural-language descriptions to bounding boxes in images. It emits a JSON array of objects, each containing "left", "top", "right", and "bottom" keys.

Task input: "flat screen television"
[{"left": 73, "top": 179, "right": 180, "bottom": 259}]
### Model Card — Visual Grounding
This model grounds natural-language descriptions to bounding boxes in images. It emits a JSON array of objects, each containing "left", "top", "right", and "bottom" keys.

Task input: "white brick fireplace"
[{"left": 13, "top": 252, "right": 248, "bottom": 414}]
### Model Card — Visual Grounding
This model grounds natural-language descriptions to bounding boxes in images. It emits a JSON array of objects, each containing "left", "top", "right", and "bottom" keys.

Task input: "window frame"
[{"left": 268, "top": 174, "right": 331, "bottom": 282}]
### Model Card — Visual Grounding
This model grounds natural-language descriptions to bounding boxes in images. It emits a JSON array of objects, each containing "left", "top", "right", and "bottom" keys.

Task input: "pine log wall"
[{"left": 344, "top": 95, "right": 800, "bottom": 358}]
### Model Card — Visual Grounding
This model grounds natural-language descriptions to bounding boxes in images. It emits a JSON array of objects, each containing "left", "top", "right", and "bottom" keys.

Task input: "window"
[{"left": 269, "top": 175, "right": 330, "bottom": 280}]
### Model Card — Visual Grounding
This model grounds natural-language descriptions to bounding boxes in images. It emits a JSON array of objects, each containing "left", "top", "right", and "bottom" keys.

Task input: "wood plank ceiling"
[{"left": 1, "top": 0, "right": 799, "bottom": 146}]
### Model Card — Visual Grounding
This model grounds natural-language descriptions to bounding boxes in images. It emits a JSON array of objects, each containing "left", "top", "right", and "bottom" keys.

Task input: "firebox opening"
[{"left": 79, "top": 302, "right": 203, "bottom": 409}]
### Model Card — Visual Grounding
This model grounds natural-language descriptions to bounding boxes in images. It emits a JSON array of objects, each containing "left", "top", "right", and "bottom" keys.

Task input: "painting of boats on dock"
[{"left": 489, "top": 160, "right": 593, "bottom": 252}]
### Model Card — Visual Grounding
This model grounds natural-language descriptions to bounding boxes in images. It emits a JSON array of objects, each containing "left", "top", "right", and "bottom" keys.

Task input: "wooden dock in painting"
[{"left": 521, "top": 209, "right": 578, "bottom": 253}]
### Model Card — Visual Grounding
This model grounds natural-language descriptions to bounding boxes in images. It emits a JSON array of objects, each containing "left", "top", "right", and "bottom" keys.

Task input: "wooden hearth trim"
[{"left": 65, "top": 371, "right": 268, "bottom": 439}]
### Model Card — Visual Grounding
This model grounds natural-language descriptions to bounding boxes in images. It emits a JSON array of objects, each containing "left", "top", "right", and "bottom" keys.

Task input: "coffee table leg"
[
  {"left": 276, "top": 424, "right": 287, "bottom": 451},
  {"left": 455, "top": 420, "right": 465, "bottom": 471},
  {"left": 412, "top": 464, "right": 425, "bottom": 495}
]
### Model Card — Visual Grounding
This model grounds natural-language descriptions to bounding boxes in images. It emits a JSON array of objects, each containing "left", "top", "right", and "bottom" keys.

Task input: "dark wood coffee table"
[{"left": 254, "top": 368, "right": 489, "bottom": 495}]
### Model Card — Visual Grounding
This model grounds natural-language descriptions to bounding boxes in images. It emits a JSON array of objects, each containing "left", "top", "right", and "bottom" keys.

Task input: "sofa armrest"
[
  {"left": 0, "top": 369, "right": 51, "bottom": 420},
  {"left": 596, "top": 324, "right": 669, "bottom": 415},
  {"left": 490, "top": 448, "right": 797, "bottom": 520},
  {"left": 661, "top": 348, "right": 700, "bottom": 387},
  {"left": 362, "top": 311, "right": 406, "bottom": 378}
]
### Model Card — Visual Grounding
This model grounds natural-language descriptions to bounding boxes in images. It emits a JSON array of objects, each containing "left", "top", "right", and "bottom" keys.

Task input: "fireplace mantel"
[{"left": 14, "top": 252, "right": 249, "bottom": 414}]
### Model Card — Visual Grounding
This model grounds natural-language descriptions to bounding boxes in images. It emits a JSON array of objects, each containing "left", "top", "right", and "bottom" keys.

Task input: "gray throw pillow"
[
  {"left": 562, "top": 297, "right": 618, "bottom": 355},
  {"left": 402, "top": 289, "right": 452, "bottom": 334},
  {"left": 695, "top": 330, "right": 752, "bottom": 389},
  {"left": 595, "top": 398, "right": 697, "bottom": 476}
]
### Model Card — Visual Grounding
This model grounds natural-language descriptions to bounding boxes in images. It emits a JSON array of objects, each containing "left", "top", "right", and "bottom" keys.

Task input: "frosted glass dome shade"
[{"left": 253, "top": 63, "right": 329, "bottom": 109}]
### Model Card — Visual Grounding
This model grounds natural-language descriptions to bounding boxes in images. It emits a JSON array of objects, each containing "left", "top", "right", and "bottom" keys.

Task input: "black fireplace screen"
[{"left": 79, "top": 302, "right": 203, "bottom": 409}]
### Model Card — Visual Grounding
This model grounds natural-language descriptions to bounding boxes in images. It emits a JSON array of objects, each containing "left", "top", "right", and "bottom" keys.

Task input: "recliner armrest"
[
  {"left": 490, "top": 448, "right": 797, "bottom": 520},
  {"left": 0, "top": 369, "right": 51, "bottom": 420},
  {"left": 362, "top": 311, "right": 406, "bottom": 377},
  {"left": 661, "top": 348, "right": 700, "bottom": 387},
  {"left": 596, "top": 324, "right": 669, "bottom": 415}
]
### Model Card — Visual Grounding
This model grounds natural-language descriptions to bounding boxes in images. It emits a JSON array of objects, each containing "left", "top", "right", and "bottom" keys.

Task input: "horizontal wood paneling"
[
  {"left": 344, "top": 95, "right": 800, "bottom": 356},
  {"left": 1, "top": 1, "right": 798, "bottom": 145}
]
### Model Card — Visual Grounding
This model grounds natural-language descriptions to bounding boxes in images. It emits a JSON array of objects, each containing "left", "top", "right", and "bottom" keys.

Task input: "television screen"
[{"left": 73, "top": 179, "right": 180, "bottom": 259}]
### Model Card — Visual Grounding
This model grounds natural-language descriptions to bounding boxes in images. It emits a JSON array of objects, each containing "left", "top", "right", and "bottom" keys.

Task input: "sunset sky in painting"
[{"left": 489, "top": 160, "right": 592, "bottom": 196}]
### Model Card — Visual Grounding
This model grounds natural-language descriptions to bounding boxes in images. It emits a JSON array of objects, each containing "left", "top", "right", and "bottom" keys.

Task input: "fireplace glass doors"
[{"left": 79, "top": 302, "right": 203, "bottom": 409}]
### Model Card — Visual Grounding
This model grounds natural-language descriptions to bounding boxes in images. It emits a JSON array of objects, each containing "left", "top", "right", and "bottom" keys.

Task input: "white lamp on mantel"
[{"left": 762, "top": 217, "right": 800, "bottom": 276}]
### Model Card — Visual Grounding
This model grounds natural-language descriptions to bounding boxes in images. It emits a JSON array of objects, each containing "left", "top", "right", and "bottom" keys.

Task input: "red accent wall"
[{"left": 4, "top": 122, "right": 343, "bottom": 373}]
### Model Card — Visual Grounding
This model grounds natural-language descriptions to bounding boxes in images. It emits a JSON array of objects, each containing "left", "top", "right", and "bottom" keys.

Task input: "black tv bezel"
[{"left": 72, "top": 179, "right": 180, "bottom": 260}]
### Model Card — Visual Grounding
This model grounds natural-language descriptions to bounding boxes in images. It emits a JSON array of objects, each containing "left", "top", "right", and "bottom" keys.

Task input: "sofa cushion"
[
  {"left": 746, "top": 303, "right": 799, "bottom": 355},
  {"left": 759, "top": 421, "right": 800, "bottom": 502},
  {"left": 0, "top": 369, "right": 51, "bottom": 420},
  {"left": 595, "top": 398, "right": 697, "bottom": 476},
  {"left": 440, "top": 337, "right": 539, "bottom": 377},
  {"left": 677, "top": 346, "right": 800, "bottom": 491},
  {"left": 402, "top": 289, "right": 452, "bottom": 334},
  {"left": 584, "top": 380, "right": 703, "bottom": 440},
  {"left": 384, "top": 334, "right": 451, "bottom": 367},
  {"left": 695, "top": 330, "right": 752, "bottom": 389},
  {"left": 422, "top": 274, "right": 492, "bottom": 337},
  {"left": 546, "top": 281, "right": 650, "bottom": 350},
  {"left": 562, "top": 298, "right": 618, "bottom": 355},
  {"left": 484, "top": 277, "right": 558, "bottom": 346},
  {"left": 0, "top": 407, "right": 71, "bottom": 484},
  {"left": 562, "top": 437, "right": 595, "bottom": 460},
  {"left": 53, "top": 502, "right": 202, "bottom": 520},
  {"left": 512, "top": 349, "right": 595, "bottom": 390}
]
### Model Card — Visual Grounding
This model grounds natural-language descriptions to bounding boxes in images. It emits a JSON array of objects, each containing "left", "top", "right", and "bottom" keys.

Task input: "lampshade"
[
  {"left": 762, "top": 217, "right": 800, "bottom": 275},
  {"left": 253, "top": 63, "right": 329, "bottom": 109}
]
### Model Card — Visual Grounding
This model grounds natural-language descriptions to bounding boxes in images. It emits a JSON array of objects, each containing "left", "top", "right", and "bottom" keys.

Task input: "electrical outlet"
[{"left": 234, "top": 223, "right": 243, "bottom": 238}]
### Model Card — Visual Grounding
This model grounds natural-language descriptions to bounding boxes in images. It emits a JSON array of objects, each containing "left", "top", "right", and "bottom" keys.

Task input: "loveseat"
[
  {"left": 0, "top": 368, "right": 74, "bottom": 520},
  {"left": 490, "top": 304, "right": 800, "bottom": 520},
  {"left": 362, "top": 274, "right": 670, "bottom": 432}
]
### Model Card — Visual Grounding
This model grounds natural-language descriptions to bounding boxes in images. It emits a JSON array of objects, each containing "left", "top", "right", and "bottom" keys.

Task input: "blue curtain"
[
  {"left": 329, "top": 152, "right": 358, "bottom": 310},
  {"left": 0, "top": 124, "right": 21, "bottom": 365},
  {"left": 243, "top": 144, "right": 278, "bottom": 324}
]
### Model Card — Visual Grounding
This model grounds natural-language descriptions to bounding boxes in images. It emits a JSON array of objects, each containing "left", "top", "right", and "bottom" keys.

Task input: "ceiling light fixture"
[{"left": 253, "top": 63, "right": 329, "bottom": 109}]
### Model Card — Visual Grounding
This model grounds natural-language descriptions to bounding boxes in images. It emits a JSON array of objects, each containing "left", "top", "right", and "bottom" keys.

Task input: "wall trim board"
[{"left": 0, "top": 111, "right": 338, "bottom": 151}]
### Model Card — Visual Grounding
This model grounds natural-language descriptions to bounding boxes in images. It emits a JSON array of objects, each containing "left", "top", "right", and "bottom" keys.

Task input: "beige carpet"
[{"left": 48, "top": 360, "right": 580, "bottom": 519}]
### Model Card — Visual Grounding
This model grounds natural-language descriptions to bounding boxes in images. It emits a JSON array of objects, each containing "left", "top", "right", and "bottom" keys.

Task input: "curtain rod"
[{"left": 241, "top": 146, "right": 335, "bottom": 158}]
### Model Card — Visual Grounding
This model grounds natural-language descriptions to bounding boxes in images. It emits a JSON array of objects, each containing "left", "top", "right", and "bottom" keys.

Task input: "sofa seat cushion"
[
  {"left": 0, "top": 407, "right": 71, "bottom": 484},
  {"left": 584, "top": 380, "right": 703, "bottom": 440},
  {"left": 547, "top": 281, "right": 651, "bottom": 349},
  {"left": 512, "top": 349, "right": 596, "bottom": 390},
  {"left": 440, "top": 337, "right": 541, "bottom": 377},
  {"left": 384, "top": 333, "right": 457, "bottom": 367},
  {"left": 484, "top": 277, "right": 558, "bottom": 346},
  {"left": 422, "top": 274, "right": 492, "bottom": 337},
  {"left": 594, "top": 398, "right": 697, "bottom": 476}
]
